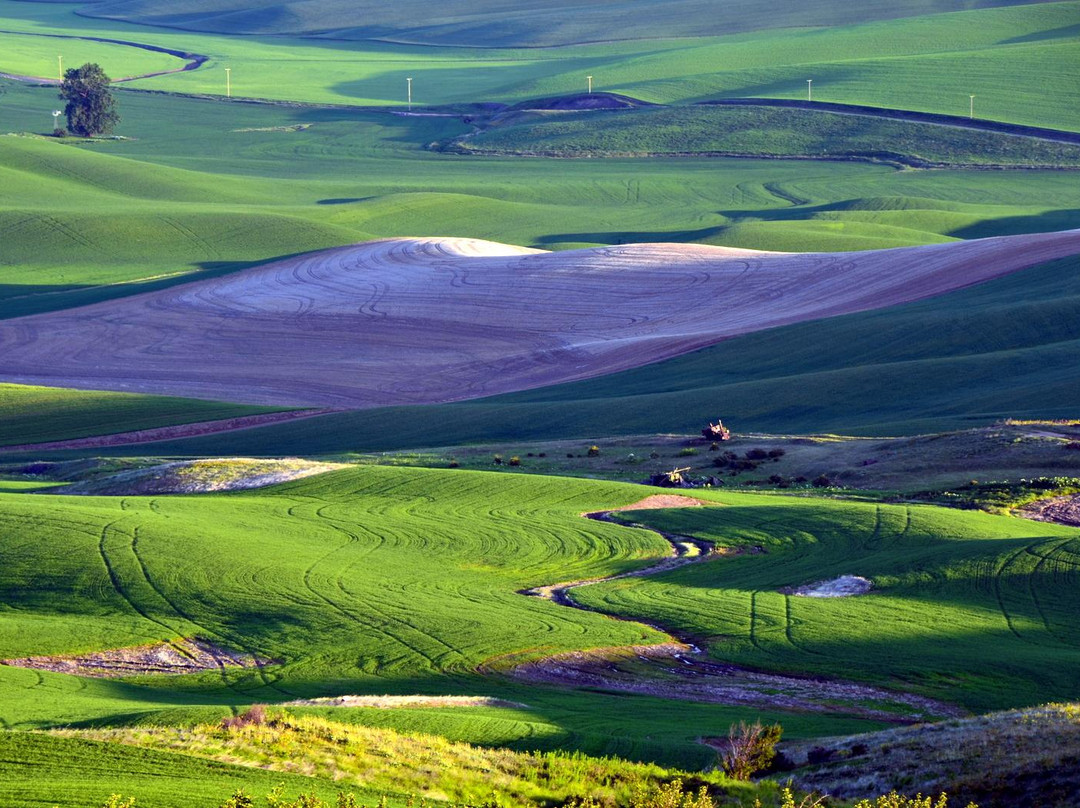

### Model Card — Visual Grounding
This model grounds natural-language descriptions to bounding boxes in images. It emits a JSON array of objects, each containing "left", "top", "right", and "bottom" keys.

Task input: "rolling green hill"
[
  {"left": 0, "top": 0, "right": 1076, "bottom": 129},
  {"left": 0, "top": 467, "right": 886, "bottom": 764},
  {"left": 1, "top": 467, "right": 1077, "bottom": 763},
  {"left": 457, "top": 105, "right": 1080, "bottom": 167},
  {"left": 43, "top": 0, "right": 1068, "bottom": 47},
  {"left": 0, "top": 383, "right": 280, "bottom": 446}
]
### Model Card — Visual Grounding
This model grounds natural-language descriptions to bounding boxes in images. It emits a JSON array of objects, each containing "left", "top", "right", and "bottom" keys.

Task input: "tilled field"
[{"left": 0, "top": 231, "right": 1078, "bottom": 407}]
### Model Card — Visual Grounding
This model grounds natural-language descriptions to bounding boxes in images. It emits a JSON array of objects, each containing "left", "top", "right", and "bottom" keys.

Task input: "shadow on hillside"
[{"left": 950, "top": 209, "right": 1080, "bottom": 239}]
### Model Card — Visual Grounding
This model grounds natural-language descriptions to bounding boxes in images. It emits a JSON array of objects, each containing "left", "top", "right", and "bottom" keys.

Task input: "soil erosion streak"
[{"left": 513, "top": 496, "right": 961, "bottom": 723}]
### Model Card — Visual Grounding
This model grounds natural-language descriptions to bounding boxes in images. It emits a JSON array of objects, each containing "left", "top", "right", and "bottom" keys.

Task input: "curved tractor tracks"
[{"left": 511, "top": 497, "right": 963, "bottom": 724}]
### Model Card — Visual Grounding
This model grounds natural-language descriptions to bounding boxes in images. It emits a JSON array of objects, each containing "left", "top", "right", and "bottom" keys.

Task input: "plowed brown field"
[{"left": 0, "top": 231, "right": 1077, "bottom": 407}]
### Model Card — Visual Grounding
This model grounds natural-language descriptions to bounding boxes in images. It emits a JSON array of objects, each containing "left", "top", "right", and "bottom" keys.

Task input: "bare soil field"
[{"left": 0, "top": 232, "right": 1078, "bottom": 407}]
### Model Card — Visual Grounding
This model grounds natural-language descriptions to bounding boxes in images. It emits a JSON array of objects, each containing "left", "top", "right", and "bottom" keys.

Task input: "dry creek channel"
[{"left": 514, "top": 497, "right": 962, "bottom": 724}]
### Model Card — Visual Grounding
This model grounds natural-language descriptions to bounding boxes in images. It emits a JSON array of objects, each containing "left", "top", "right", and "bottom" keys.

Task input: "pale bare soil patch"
[
  {"left": 787, "top": 575, "right": 873, "bottom": 598},
  {"left": 52, "top": 457, "right": 347, "bottom": 495},
  {"left": 283, "top": 695, "right": 528, "bottom": 709},
  {"left": 2, "top": 638, "right": 264, "bottom": 677},
  {"left": 0, "top": 231, "right": 1077, "bottom": 407}
]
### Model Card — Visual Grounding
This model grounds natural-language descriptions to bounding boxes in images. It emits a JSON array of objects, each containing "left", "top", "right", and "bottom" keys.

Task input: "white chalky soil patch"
[{"left": 791, "top": 575, "right": 873, "bottom": 598}]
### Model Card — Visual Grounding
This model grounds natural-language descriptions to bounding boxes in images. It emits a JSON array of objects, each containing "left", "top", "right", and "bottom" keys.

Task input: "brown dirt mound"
[
  {"left": 2, "top": 638, "right": 266, "bottom": 678},
  {"left": 609, "top": 494, "right": 711, "bottom": 511},
  {"left": 0, "top": 231, "right": 1077, "bottom": 407},
  {"left": 1020, "top": 494, "right": 1080, "bottom": 527}
]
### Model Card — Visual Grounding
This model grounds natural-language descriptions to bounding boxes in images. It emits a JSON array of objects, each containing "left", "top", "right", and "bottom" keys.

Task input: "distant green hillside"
[
  {"left": 1, "top": 0, "right": 1077, "bottom": 129},
  {"left": 458, "top": 105, "right": 1080, "bottom": 167},
  {"left": 46, "top": 0, "right": 1066, "bottom": 46},
  {"left": 0, "top": 383, "right": 280, "bottom": 446}
]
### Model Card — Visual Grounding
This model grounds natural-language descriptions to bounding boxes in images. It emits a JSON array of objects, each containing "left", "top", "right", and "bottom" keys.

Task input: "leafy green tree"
[{"left": 59, "top": 62, "right": 119, "bottom": 136}]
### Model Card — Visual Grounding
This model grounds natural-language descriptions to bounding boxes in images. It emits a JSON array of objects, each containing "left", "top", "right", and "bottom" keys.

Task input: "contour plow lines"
[
  {"left": 99, "top": 508, "right": 288, "bottom": 695},
  {"left": 284, "top": 498, "right": 467, "bottom": 674},
  {"left": 512, "top": 501, "right": 959, "bottom": 722},
  {"left": 1, "top": 231, "right": 1079, "bottom": 407}
]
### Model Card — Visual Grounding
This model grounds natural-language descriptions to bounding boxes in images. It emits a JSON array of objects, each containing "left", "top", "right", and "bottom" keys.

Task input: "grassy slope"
[
  {"left": 72, "top": 712, "right": 767, "bottom": 808},
  {"left": 577, "top": 496, "right": 1080, "bottom": 714},
  {"left": 0, "top": 1, "right": 1076, "bottom": 130},
  {"left": 460, "top": 105, "right": 1080, "bottom": 166},
  {"left": 0, "top": 466, "right": 884, "bottom": 765},
  {"left": 91, "top": 251, "right": 1080, "bottom": 456},
  {"left": 0, "top": 730, "right": 389, "bottom": 808},
  {"left": 58, "top": 0, "right": 1060, "bottom": 45},
  {"left": 1, "top": 468, "right": 1077, "bottom": 753},
  {"left": 0, "top": 383, "right": 280, "bottom": 446}
]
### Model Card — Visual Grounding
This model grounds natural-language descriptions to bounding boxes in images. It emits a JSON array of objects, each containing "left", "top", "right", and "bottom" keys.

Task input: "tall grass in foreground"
[{"left": 72, "top": 710, "right": 764, "bottom": 807}]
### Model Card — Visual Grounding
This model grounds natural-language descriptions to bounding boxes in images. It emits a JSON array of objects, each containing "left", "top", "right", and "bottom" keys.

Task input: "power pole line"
[
  {"left": 587, "top": 75, "right": 593, "bottom": 94},
  {"left": 407, "top": 77, "right": 413, "bottom": 111},
  {"left": 807, "top": 79, "right": 812, "bottom": 102},
  {"left": 225, "top": 67, "right": 231, "bottom": 98},
  {"left": 969, "top": 94, "right": 975, "bottom": 119}
]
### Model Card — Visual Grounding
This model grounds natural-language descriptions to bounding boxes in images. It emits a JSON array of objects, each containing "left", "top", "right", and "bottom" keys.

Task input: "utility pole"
[
  {"left": 969, "top": 94, "right": 975, "bottom": 119},
  {"left": 587, "top": 75, "right": 593, "bottom": 94},
  {"left": 807, "top": 79, "right": 812, "bottom": 102},
  {"left": 58, "top": 54, "right": 63, "bottom": 81},
  {"left": 407, "top": 77, "right": 413, "bottom": 111},
  {"left": 225, "top": 67, "right": 231, "bottom": 98}
]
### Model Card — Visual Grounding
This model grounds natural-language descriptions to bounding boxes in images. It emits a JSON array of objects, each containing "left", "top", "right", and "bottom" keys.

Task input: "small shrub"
[
  {"left": 222, "top": 704, "right": 267, "bottom": 730},
  {"left": 717, "top": 720, "right": 782, "bottom": 780},
  {"left": 746, "top": 448, "right": 769, "bottom": 460},
  {"left": 567, "top": 452, "right": 575, "bottom": 458},
  {"left": 448, "top": 459, "right": 460, "bottom": 468},
  {"left": 851, "top": 794, "right": 972, "bottom": 808},
  {"left": 526, "top": 452, "right": 534, "bottom": 457},
  {"left": 650, "top": 451, "right": 660, "bottom": 459},
  {"left": 508, "top": 456, "right": 521, "bottom": 466},
  {"left": 220, "top": 790, "right": 255, "bottom": 808},
  {"left": 768, "top": 448, "right": 786, "bottom": 458},
  {"left": 850, "top": 743, "right": 869, "bottom": 757},
  {"left": 53, "top": 127, "right": 68, "bottom": 138},
  {"left": 709, "top": 442, "right": 720, "bottom": 451},
  {"left": 492, "top": 454, "right": 503, "bottom": 465},
  {"left": 587, "top": 445, "right": 600, "bottom": 457},
  {"left": 811, "top": 475, "right": 832, "bottom": 488},
  {"left": 538, "top": 452, "right": 547, "bottom": 458},
  {"left": 678, "top": 447, "right": 698, "bottom": 457}
]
